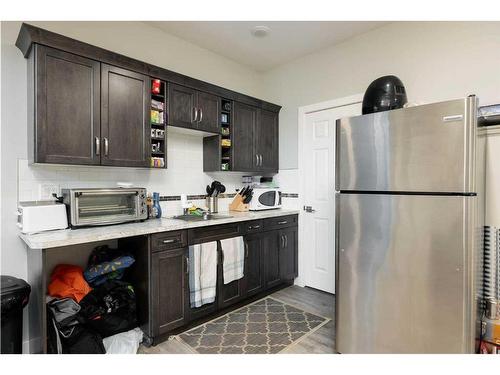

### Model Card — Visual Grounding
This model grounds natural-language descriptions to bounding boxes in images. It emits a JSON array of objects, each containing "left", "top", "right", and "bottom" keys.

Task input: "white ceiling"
[{"left": 146, "top": 21, "right": 388, "bottom": 72}]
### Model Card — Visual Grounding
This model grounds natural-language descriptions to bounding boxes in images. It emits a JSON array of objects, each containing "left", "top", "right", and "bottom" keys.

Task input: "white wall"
[{"left": 262, "top": 21, "right": 500, "bottom": 170}]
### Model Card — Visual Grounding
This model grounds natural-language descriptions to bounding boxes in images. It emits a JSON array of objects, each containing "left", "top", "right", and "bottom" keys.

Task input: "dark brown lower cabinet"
[
  {"left": 151, "top": 247, "right": 188, "bottom": 336},
  {"left": 244, "top": 233, "right": 265, "bottom": 297},
  {"left": 263, "top": 232, "right": 282, "bottom": 289},
  {"left": 150, "top": 216, "right": 298, "bottom": 344},
  {"left": 279, "top": 226, "right": 299, "bottom": 280},
  {"left": 218, "top": 242, "right": 246, "bottom": 309}
]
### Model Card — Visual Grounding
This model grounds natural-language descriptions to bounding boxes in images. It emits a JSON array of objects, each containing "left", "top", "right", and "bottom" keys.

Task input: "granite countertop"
[{"left": 19, "top": 209, "right": 300, "bottom": 250}]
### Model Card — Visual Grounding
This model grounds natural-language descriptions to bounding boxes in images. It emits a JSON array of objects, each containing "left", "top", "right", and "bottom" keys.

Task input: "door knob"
[{"left": 303, "top": 205, "right": 316, "bottom": 213}]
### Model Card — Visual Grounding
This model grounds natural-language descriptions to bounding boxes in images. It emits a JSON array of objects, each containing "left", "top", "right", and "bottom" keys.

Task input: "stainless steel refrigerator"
[{"left": 335, "top": 95, "right": 485, "bottom": 353}]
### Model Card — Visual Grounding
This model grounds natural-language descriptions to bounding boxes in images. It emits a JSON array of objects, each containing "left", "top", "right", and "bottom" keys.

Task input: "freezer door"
[
  {"left": 336, "top": 97, "right": 477, "bottom": 193},
  {"left": 336, "top": 193, "right": 477, "bottom": 353}
]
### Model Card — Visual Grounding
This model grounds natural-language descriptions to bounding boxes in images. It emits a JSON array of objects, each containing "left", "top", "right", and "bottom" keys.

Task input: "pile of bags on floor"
[{"left": 47, "top": 245, "right": 142, "bottom": 354}]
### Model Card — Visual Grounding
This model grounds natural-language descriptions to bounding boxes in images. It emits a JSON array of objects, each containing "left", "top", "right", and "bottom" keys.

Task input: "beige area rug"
[{"left": 174, "top": 297, "right": 330, "bottom": 354}]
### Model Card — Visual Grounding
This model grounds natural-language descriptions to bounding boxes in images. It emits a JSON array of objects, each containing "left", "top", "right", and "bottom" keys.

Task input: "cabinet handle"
[
  {"left": 162, "top": 239, "right": 176, "bottom": 244},
  {"left": 95, "top": 137, "right": 100, "bottom": 156},
  {"left": 104, "top": 138, "right": 109, "bottom": 156},
  {"left": 185, "top": 256, "right": 189, "bottom": 274},
  {"left": 245, "top": 242, "right": 249, "bottom": 258},
  {"left": 253, "top": 225, "right": 260, "bottom": 229},
  {"left": 255, "top": 154, "right": 259, "bottom": 167},
  {"left": 192, "top": 107, "right": 198, "bottom": 123},
  {"left": 281, "top": 234, "right": 285, "bottom": 248},
  {"left": 198, "top": 108, "right": 203, "bottom": 123},
  {"left": 284, "top": 234, "right": 288, "bottom": 248},
  {"left": 258, "top": 154, "right": 263, "bottom": 166},
  {"left": 278, "top": 220, "right": 287, "bottom": 225}
]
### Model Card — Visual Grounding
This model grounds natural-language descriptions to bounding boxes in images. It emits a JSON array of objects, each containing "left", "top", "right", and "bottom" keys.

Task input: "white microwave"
[{"left": 249, "top": 188, "right": 282, "bottom": 211}]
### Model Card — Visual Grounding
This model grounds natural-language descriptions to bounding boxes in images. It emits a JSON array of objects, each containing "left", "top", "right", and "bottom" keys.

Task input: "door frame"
[{"left": 296, "top": 93, "right": 363, "bottom": 289}]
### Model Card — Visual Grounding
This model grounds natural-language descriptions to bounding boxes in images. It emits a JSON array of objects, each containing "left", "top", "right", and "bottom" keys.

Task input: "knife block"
[{"left": 229, "top": 194, "right": 249, "bottom": 212}]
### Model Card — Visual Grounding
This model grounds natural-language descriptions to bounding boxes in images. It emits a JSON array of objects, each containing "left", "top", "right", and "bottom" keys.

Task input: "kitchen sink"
[{"left": 171, "top": 213, "right": 233, "bottom": 221}]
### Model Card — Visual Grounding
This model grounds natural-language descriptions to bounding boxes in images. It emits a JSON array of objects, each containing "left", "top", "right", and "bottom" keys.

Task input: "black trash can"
[{"left": 1, "top": 275, "right": 31, "bottom": 354}]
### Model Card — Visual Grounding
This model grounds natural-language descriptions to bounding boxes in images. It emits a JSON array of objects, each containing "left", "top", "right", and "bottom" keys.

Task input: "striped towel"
[
  {"left": 189, "top": 241, "right": 218, "bottom": 308},
  {"left": 221, "top": 237, "right": 245, "bottom": 285}
]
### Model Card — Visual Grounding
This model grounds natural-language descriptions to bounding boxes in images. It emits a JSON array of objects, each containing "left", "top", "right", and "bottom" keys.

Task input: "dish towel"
[
  {"left": 221, "top": 236, "right": 245, "bottom": 285},
  {"left": 189, "top": 241, "right": 218, "bottom": 308}
]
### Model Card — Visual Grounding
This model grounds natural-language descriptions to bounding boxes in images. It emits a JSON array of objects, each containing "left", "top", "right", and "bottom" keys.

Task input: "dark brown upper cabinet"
[
  {"left": 28, "top": 46, "right": 150, "bottom": 168},
  {"left": 230, "top": 102, "right": 279, "bottom": 173},
  {"left": 101, "top": 64, "right": 150, "bottom": 167},
  {"left": 256, "top": 109, "right": 279, "bottom": 172},
  {"left": 168, "top": 83, "right": 220, "bottom": 133},
  {"left": 232, "top": 101, "right": 259, "bottom": 171},
  {"left": 196, "top": 91, "right": 220, "bottom": 133},
  {"left": 17, "top": 24, "right": 281, "bottom": 170},
  {"left": 32, "top": 45, "right": 101, "bottom": 165},
  {"left": 167, "top": 83, "right": 197, "bottom": 130}
]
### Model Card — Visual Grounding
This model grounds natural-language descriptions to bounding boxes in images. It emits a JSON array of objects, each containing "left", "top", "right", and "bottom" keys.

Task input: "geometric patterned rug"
[{"left": 176, "top": 297, "right": 329, "bottom": 354}]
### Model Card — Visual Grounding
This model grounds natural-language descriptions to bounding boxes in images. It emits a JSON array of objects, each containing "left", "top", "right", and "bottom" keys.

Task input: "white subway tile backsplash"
[{"left": 16, "top": 131, "right": 300, "bottom": 208}]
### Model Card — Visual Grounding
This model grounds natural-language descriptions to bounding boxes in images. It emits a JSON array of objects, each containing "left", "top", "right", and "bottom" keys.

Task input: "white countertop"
[{"left": 19, "top": 209, "right": 299, "bottom": 250}]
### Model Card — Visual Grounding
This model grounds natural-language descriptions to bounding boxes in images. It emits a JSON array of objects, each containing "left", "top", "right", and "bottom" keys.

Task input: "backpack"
[{"left": 78, "top": 280, "right": 137, "bottom": 338}]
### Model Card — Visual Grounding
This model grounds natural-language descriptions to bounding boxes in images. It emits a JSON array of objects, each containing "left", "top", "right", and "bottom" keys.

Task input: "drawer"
[
  {"left": 188, "top": 223, "right": 243, "bottom": 245},
  {"left": 151, "top": 230, "right": 187, "bottom": 252},
  {"left": 243, "top": 220, "right": 263, "bottom": 234},
  {"left": 263, "top": 215, "right": 298, "bottom": 231}
]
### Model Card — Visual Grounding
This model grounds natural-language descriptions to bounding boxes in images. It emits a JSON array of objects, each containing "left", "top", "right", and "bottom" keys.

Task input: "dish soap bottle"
[{"left": 152, "top": 192, "right": 162, "bottom": 219}]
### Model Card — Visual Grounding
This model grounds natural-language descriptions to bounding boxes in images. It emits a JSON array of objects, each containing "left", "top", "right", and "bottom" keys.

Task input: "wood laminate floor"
[{"left": 139, "top": 285, "right": 336, "bottom": 354}]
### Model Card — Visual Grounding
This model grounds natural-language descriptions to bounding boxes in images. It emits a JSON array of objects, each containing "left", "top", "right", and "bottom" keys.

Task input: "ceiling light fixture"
[{"left": 251, "top": 26, "right": 271, "bottom": 38}]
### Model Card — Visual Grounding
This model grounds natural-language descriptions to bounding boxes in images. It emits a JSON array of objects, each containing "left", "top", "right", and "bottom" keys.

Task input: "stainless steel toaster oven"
[{"left": 62, "top": 188, "right": 148, "bottom": 227}]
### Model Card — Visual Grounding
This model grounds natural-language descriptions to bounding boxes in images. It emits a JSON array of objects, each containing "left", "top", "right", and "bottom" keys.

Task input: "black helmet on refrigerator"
[{"left": 362, "top": 75, "right": 407, "bottom": 115}]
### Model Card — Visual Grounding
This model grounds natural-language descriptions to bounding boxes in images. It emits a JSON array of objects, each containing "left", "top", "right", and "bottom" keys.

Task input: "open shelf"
[
  {"left": 150, "top": 78, "right": 167, "bottom": 168},
  {"left": 219, "top": 99, "right": 232, "bottom": 171}
]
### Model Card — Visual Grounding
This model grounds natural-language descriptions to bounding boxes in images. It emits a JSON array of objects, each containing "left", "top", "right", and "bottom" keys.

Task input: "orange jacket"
[{"left": 48, "top": 264, "right": 92, "bottom": 303}]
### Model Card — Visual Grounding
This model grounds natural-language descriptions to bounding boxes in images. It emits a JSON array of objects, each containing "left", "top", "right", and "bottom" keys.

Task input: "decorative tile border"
[
  {"left": 160, "top": 193, "right": 237, "bottom": 201},
  {"left": 160, "top": 193, "right": 299, "bottom": 201}
]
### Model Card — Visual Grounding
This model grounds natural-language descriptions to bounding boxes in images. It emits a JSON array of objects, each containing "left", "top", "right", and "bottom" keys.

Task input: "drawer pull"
[
  {"left": 162, "top": 239, "right": 176, "bottom": 244},
  {"left": 278, "top": 220, "right": 288, "bottom": 225},
  {"left": 253, "top": 225, "right": 261, "bottom": 229}
]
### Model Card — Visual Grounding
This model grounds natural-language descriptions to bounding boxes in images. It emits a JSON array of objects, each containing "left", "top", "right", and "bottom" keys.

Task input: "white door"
[{"left": 302, "top": 103, "right": 361, "bottom": 293}]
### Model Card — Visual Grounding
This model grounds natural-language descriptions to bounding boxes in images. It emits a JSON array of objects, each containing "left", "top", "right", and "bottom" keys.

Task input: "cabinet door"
[
  {"left": 168, "top": 83, "right": 197, "bottom": 129},
  {"left": 256, "top": 109, "right": 279, "bottom": 172},
  {"left": 279, "top": 226, "right": 298, "bottom": 281},
  {"left": 263, "top": 232, "right": 281, "bottom": 288},
  {"left": 232, "top": 101, "right": 258, "bottom": 171},
  {"left": 35, "top": 45, "right": 100, "bottom": 165},
  {"left": 244, "top": 233, "right": 265, "bottom": 297},
  {"left": 152, "top": 248, "right": 188, "bottom": 336},
  {"left": 101, "top": 64, "right": 149, "bottom": 167},
  {"left": 218, "top": 242, "right": 246, "bottom": 309},
  {"left": 196, "top": 91, "right": 220, "bottom": 133}
]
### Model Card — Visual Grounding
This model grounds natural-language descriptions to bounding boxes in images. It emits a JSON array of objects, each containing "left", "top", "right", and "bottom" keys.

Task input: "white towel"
[
  {"left": 221, "top": 236, "right": 245, "bottom": 284},
  {"left": 189, "top": 241, "right": 218, "bottom": 308}
]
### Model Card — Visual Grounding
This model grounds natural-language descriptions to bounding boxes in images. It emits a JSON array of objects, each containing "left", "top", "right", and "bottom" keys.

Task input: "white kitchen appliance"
[
  {"left": 248, "top": 188, "right": 282, "bottom": 211},
  {"left": 17, "top": 201, "right": 68, "bottom": 234}
]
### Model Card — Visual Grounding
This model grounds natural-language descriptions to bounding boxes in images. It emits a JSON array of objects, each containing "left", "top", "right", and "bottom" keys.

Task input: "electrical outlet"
[{"left": 39, "top": 183, "right": 60, "bottom": 200}]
